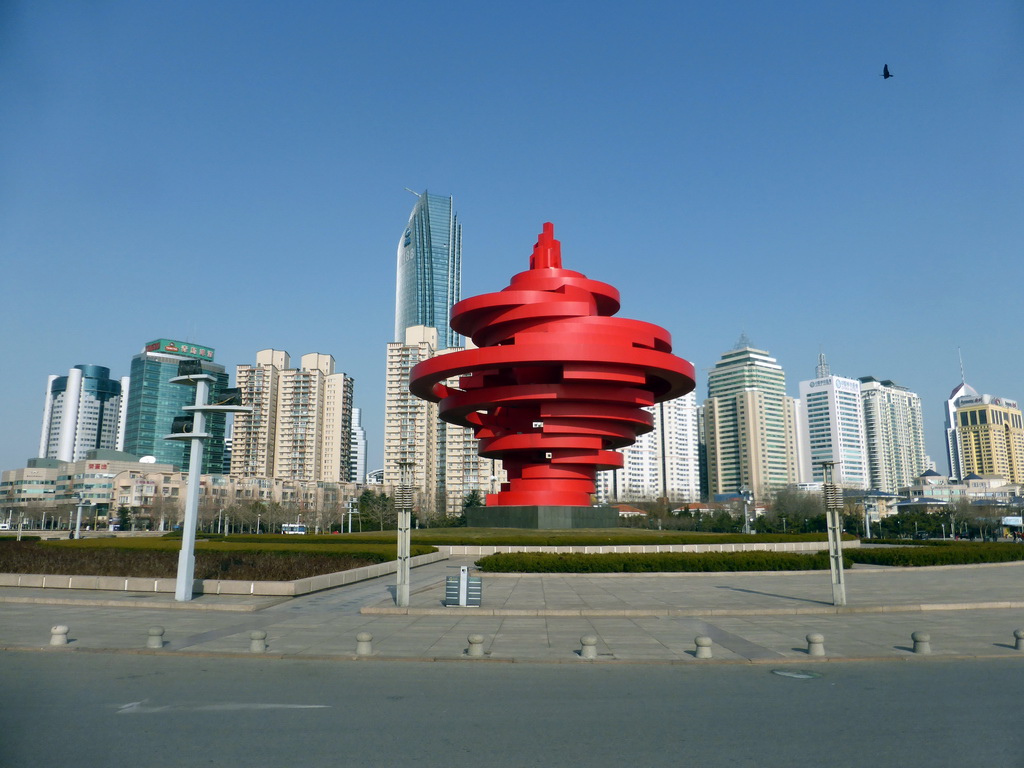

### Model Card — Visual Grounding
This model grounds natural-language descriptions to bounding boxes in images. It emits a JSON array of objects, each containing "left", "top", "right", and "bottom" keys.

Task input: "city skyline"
[{"left": 2, "top": 2, "right": 1022, "bottom": 478}]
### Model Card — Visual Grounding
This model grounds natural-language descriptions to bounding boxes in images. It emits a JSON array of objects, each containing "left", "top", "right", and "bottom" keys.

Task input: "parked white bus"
[{"left": 281, "top": 523, "right": 307, "bottom": 535}]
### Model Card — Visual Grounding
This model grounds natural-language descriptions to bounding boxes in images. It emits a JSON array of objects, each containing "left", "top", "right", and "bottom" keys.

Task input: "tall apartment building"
[
  {"left": 384, "top": 326, "right": 441, "bottom": 507},
  {"left": 230, "top": 350, "right": 354, "bottom": 482},
  {"left": 859, "top": 376, "right": 928, "bottom": 493},
  {"left": 384, "top": 326, "right": 503, "bottom": 516},
  {"left": 39, "top": 365, "right": 127, "bottom": 462},
  {"left": 704, "top": 340, "right": 798, "bottom": 500},
  {"left": 953, "top": 393, "right": 1024, "bottom": 483},
  {"left": 394, "top": 191, "right": 462, "bottom": 350},
  {"left": 596, "top": 392, "right": 701, "bottom": 504},
  {"left": 349, "top": 407, "right": 367, "bottom": 484},
  {"left": 796, "top": 355, "right": 868, "bottom": 489},
  {"left": 121, "top": 339, "right": 228, "bottom": 473},
  {"left": 945, "top": 379, "right": 979, "bottom": 480}
]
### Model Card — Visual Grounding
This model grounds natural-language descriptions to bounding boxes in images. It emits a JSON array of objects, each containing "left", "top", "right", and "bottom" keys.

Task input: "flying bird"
[{"left": 881, "top": 64, "right": 893, "bottom": 79}]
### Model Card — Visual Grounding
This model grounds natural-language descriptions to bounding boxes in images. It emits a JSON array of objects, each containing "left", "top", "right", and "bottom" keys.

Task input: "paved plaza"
[{"left": 2, "top": 559, "right": 1024, "bottom": 664}]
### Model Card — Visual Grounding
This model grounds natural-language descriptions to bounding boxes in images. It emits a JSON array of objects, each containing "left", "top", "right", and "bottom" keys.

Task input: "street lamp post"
[
  {"left": 73, "top": 494, "right": 90, "bottom": 540},
  {"left": 346, "top": 499, "right": 358, "bottom": 533},
  {"left": 739, "top": 487, "right": 753, "bottom": 535},
  {"left": 395, "top": 462, "right": 414, "bottom": 607},
  {"left": 817, "top": 460, "right": 847, "bottom": 607},
  {"left": 164, "top": 361, "right": 250, "bottom": 602}
]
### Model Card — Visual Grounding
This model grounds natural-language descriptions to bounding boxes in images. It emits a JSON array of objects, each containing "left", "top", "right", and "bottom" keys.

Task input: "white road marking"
[{"left": 118, "top": 700, "right": 329, "bottom": 714}]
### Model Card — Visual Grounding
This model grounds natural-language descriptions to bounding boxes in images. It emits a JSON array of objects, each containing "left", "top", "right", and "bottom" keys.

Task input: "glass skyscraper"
[
  {"left": 394, "top": 191, "right": 462, "bottom": 349},
  {"left": 121, "top": 339, "right": 228, "bottom": 473}
]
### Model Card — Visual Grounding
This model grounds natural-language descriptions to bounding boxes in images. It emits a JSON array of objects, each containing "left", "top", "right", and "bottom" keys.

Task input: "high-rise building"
[
  {"left": 859, "top": 376, "right": 928, "bottom": 493},
  {"left": 121, "top": 339, "right": 228, "bottom": 473},
  {"left": 230, "top": 350, "right": 354, "bottom": 482},
  {"left": 39, "top": 365, "right": 126, "bottom": 462},
  {"left": 704, "top": 339, "right": 798, "bottom": 500},
  {"left": 384, "top": 326, "right": 441, "bottom": 505},
  {"left": 349, "top": 407, "right": 367, "bottom": 484},
  {"left": 796, "top": 354, "right": 868, "bottom": 489},
  {"left": 596, "top": 392, "right": 701, "bottom": 503},
  {"left": 394, "top": 191, "right": 462, "bottom": 350},
  {"left": 384, "top": 326, "right": 503, "bottom": 516},
  {"left": 945, "top": 379, "right": 979, "bottom": 480},
  {"left": 953, "top": 393, "right": 1024, "bottom": 483}
]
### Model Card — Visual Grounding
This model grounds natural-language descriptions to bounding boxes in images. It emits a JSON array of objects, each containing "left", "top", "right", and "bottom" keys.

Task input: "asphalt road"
[{"left": 3, "top": 653, "right": 1022, "bottom": 767}]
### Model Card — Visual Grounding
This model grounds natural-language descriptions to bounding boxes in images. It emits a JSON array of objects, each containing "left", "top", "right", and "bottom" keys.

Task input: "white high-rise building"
[
  {"left": 596, "top": 392, "right": 700, "bottom": 504},
  {"left": 349, "top": 407, "right": 367, "bottom": 484},
  {"left": 384, "top": 326, "right": 504, "bottom": 517},
  {"left": 39, "top": 365, "right": 125, "bottom": 462},
  {"left": 796, "top": 354, "right": 868, "bottom": 488},
  {"left": 945, "top": 379, "right": 979, "bottom": 481},
  {"left": 859, "top": 377, "right": 927, "bottom": 493},
  {"left": 384, "top": 327, "right": 442, "bottom": 507},
  {"left": 231, "top": 350, "right": 354, "bottom": 482}
]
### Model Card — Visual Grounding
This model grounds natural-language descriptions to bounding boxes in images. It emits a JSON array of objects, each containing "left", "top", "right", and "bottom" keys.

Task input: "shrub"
[
  {"left": 0, "top": 539, "right": 435, "bottom": 579},
  {"left": 846, "top": 543, "right": 1024, "bottom": 567},
  {"left": 475, "top": 551, "right": 849, "bottom": 573}
]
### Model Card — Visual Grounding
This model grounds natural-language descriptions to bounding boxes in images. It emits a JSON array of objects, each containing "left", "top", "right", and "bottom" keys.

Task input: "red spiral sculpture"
[{"left": 409, "top": 223, "right": 695, "bottom": 507}]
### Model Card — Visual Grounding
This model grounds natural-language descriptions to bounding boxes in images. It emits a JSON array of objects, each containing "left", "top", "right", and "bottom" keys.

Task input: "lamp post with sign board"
[{"left": 164, "top": 360, "right": 250, "bottom": 601}]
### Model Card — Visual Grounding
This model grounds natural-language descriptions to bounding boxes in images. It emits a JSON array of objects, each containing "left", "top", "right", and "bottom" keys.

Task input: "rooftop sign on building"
[{"left": 144, "top": 339, "right": 215, "bottom": 361}]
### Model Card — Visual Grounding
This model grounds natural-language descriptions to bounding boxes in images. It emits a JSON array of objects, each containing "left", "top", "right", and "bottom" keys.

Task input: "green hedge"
[
  {"left": 475, "top": 551, "right": 849, "bottom": 573},
  {"left": 36, "top": 538, "right": 435, "bottom": 558},
  {"left": 847, "top": 543, "right": 1024, "bottom": 567},
  {"left": 0, "top": 541, "right": 391, "bottom": 580}
]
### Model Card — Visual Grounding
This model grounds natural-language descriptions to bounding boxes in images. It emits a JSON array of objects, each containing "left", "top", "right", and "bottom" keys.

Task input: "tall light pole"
[
  {"left": 346, "top": 498, "right": 358, "bottom": 533},
  {"left": 817, "top": 460, "right": 847, "bottom": 607},
  {"left": 73, "top": 493, "right": 90, "bottom": 540},
  {"left": 394, "top": 461, "right": 414, "bottom": 607},
  {"left": 739, "top": 487, "right": 753, "bottom": 535},
  {"left": 164, "top": 360, "right": 250, "bottom": 602}
]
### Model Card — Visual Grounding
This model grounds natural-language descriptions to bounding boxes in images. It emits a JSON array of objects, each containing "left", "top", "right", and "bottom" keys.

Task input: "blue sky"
[{"left": 2, "top": 1, "right": 1022, "bottom": 477}]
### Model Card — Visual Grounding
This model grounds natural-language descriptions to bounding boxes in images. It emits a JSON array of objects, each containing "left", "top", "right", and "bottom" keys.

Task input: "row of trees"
[{"left": 616, "top": 487, "right": 1018, "bottom": 540}]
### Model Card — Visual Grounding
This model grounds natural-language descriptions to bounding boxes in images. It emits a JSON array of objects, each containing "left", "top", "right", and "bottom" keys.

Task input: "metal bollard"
[
  {"left": 355, "top": 631, "right": 373, "bottom": 656},
  {"left": 806, "top": 633, "right": 825, "bottom": 657},
  {"left": 50, "top": 625, "right": 69, "bottom": 646},
  {"left": 580, "top": 635, "right": 598, "bottom": 660},
  {"left": 911, "top": 631, "right": 931, "bottom": 654},
  {"left": 146, "top": 626, "right": 165, "bottom": 650},
  {"left": 694, "top": 635, "right": 713, "bottom": 659},
  {"left": 1014, "top": 629, "right": 1024, "bottom": 651},
  {"left": 467, "top": 634, "right": 485, "bottom": 657},
  {"left": 249, "top": 630, "right": 267, "bottom": 653}
]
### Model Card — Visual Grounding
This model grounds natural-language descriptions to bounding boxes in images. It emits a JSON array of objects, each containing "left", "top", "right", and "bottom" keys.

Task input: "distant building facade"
[
  {"left": 859, "top": 376, "right": 928, "bottom": 493},
  {"left": 596, "top": 392, "right": 701, "bottom": 503},
  {"left": 703, "top": 340, "right": 798, "bottom": 500},
  {"left": 945, "top": 380, "right": 979, "bottom": 480},
  {"left": 383, "top": 326, "right": 503, "bottom": 516},
  {"left": 230, "top": 349, "right": 354, "bottom": 482},
  {"left": 796, "top": 355, "right": 868, "bottom": 489},
  {"left": 349, "top": 407, "right": 367, "bottom": 484},
  {"left": 39, "top": 365, "right": 127, "bottom": 462},
  {"left": 121, "top": 339, "right": 228, "bottom": 473},
  {"left": 394, "top": 191, "right": 462, "bottom": 350},
  {"left": 953, "top": 394, "right": 1024, "bottom": 483},
  {"left": 1, "top": 451, "right": 367, "bottom": 532}
]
